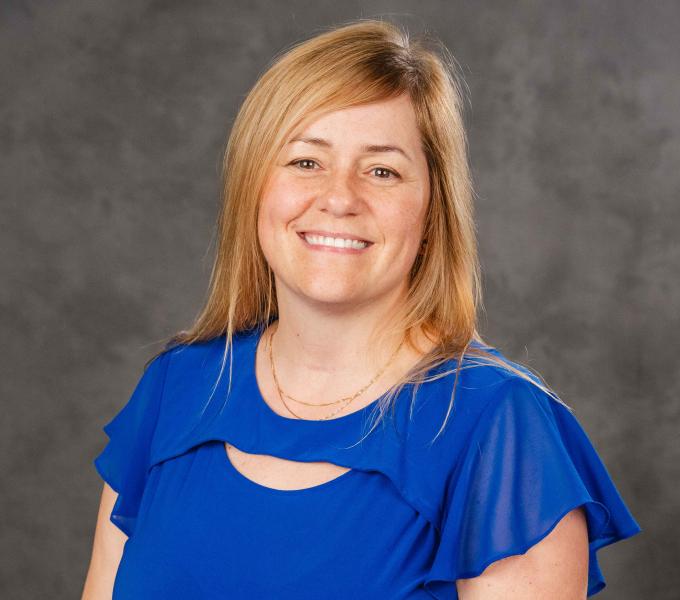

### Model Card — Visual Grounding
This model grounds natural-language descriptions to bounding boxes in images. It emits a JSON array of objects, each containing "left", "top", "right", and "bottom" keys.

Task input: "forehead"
[{"left": 288, "top": 94, "right": 421, "bottom": 146}]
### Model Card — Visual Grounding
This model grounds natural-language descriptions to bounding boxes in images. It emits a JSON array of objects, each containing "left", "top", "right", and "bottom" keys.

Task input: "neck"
[{"left": 263, "top": 288, "right": 431, "bottom": 404}]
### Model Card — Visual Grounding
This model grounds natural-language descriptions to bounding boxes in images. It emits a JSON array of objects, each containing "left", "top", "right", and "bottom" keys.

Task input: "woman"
[{"left": 82, "top": 19, "right": 641, "bottom": 599}]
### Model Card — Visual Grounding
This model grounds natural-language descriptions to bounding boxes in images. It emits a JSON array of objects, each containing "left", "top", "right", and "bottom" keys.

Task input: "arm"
[
  {"left": 456, "top": 507, "right": 589, "bottom": 599},
  {"left": 80, "top": 483, "right": 128, "bottom": 600}
]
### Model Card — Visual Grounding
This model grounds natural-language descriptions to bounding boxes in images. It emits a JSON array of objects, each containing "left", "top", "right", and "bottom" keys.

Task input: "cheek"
[
  {"left": 260, "top": 175, "right": 310, "bottom": 226},
  {"left": 381, "top": 199, "right": 427, "bottom": 249}
]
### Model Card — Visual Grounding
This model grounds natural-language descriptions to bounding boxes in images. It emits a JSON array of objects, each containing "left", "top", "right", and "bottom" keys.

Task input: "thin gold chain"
[{"left": 267, "top": 323, "right": 405, "bottom": 420}]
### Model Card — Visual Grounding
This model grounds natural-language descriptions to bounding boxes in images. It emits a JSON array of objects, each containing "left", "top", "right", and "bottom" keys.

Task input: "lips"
[{"left": 298, "top": 230, "right": 373, "bottom": 244}]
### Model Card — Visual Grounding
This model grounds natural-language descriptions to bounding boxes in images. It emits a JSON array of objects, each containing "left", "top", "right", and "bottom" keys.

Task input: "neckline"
[{"left": 244, "top": 326, "right": 393, "bottom": 426}]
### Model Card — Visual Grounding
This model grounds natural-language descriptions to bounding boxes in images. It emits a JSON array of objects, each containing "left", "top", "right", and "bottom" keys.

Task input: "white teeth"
[{"left": 303, "top": 234, "right": 368, "bottom": 249}]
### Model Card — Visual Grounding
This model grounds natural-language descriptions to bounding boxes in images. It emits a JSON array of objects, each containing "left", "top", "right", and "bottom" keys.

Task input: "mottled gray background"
[{"left": 1, "top": 1, "right": 677, "bottom": 598}]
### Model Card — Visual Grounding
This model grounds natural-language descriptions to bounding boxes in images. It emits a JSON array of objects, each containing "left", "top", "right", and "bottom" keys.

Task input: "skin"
[
  {"left": 81, "top": 483, "right": 126, "bottom": 599},
  {"left": 81, "top": 93, "right": 590, "bottom": 597}
]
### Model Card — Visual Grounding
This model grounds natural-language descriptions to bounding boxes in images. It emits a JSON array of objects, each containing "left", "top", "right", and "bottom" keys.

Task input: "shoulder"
[
  {"left": 382, "top": 343, "right": 572, "bottom": 533},
  {"left": 161, "top": 329, "right": 255, "bottom": 381},
  {"left": 162, "top": 333, "right": 228, "bottom": 371},
  {"left": 151, "top": 330, "right": 257, "bottom": 422},
  {"left": 414, "top": 341, "right": 561, "bottom": 437}
]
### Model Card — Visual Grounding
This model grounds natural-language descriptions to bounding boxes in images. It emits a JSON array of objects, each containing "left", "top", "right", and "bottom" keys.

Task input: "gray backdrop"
[{"left": 2, "top": 1, "right": 677, "bottom": 598}]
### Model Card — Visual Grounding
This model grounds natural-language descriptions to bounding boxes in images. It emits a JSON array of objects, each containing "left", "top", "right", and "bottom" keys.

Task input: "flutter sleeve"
[
  {"left": 93, "top": 351, "right": 170, "bottom": 538},
  {"left": 424, "top": 377, "right": 642, "bottom": 599}
]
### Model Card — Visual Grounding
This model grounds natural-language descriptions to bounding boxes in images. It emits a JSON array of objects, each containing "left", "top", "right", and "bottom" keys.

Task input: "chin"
[{"left": 297, "top": 282, "right": 365, "bottom": 305}]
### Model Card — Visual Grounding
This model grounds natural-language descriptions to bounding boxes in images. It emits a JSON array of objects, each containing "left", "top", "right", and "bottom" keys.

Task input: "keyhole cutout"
[{"left": 224, "top": 442, "right": 353, "bottom": 491}]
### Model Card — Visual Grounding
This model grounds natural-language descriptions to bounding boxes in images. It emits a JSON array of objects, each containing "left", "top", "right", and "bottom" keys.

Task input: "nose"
[{"left": 317, "top": 168, "right": 363, "bottom": 217}]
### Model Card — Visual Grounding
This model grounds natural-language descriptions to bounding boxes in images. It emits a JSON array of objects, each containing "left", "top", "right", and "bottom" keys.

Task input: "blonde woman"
[{"left": 82, "top": 19, "right": 641, "bottom": 599}]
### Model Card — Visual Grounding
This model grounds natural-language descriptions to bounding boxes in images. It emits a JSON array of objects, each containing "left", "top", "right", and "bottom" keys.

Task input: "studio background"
[{"left": 1, "top": 2, "right": 677, "bottom": 598}]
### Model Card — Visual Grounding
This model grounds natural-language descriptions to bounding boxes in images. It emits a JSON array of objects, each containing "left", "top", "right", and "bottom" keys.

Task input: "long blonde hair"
[{"left": 150, "top": 18, "right": 570, "bottom": 445}]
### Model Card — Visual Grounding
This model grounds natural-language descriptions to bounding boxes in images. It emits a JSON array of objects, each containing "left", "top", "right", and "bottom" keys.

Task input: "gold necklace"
[{"left": 267, "top": 323, "right": 405, "bottom": 420}]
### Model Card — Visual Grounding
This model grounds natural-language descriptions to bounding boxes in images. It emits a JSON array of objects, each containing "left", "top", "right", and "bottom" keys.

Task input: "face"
[{"left": 257, "top": 93, "right": 430, "bottom": 311}]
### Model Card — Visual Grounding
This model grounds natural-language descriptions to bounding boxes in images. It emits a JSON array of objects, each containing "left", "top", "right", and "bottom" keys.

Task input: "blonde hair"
[{"left": 151, "top": 18, "right": 570, "bottom": 446}]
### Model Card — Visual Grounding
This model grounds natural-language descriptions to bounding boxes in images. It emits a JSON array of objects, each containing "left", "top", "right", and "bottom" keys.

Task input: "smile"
[{"left": 298, "top": 232, "right": 373, "bottom": 253}]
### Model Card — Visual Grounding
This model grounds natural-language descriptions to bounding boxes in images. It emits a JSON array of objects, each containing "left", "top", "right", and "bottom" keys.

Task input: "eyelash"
[{"left": 288, "top": 159, "right": 400, "bottom": 180}]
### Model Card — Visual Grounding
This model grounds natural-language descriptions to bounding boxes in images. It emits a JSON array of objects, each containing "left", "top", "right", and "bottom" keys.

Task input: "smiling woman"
[{"left": 83, "top": 17, "right": 641, "bottom": 600}]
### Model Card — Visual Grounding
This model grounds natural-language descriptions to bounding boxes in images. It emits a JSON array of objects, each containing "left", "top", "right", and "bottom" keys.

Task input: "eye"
[
  {"left": 289, "top": 159, "right": 319, "bottom": 170},
  {"left": 288, "top": 159, "right": 400, "bottom": 180},
  {"left": 370, "top": 167, "right": 400, "bottom": 179}
]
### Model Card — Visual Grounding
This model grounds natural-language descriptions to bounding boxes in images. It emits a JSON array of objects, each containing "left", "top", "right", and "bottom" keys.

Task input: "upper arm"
[
  {"left": 456, "top": 507, "right": 589, "bottom": 600},
  {"left": 81, "top": 482, "right": 128, "bottom": 599}
]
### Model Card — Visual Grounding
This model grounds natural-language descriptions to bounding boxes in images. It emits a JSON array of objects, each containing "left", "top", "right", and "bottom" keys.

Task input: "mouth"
[{"left": 297, "top": 231, "right": 374, "bottom": 253}]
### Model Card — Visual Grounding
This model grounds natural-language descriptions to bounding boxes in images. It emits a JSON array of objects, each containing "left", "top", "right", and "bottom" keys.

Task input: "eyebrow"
[{"left": 287, "top": 136, "right": 412, "bottom": 162}]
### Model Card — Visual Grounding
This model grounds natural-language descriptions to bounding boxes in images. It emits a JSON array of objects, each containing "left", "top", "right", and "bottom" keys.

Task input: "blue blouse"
[{"left": 93, "top": 326, "right": 641, "bottom": 598}]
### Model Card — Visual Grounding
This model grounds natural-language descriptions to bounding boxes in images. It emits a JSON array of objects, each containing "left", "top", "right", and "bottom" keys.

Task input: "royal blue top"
[{"left": 93, "top": 325, "right": 641, "bottom": 599}]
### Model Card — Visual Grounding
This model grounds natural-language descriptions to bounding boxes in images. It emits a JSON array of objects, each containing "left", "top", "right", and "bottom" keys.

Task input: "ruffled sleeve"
[
  {"left": 93, "top": 351, "right": 171, "bottom": 538},
  {"left": 424, "top": 377, "right": 642, "bottom": 599}
]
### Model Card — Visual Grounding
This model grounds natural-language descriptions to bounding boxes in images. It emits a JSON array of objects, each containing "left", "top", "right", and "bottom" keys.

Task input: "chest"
[
  {"left": 224, "top": 442, "right": 352, "bottom": 490},
  {"left": 117, "top": 441, "right": 439, "bottom": 599}
]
